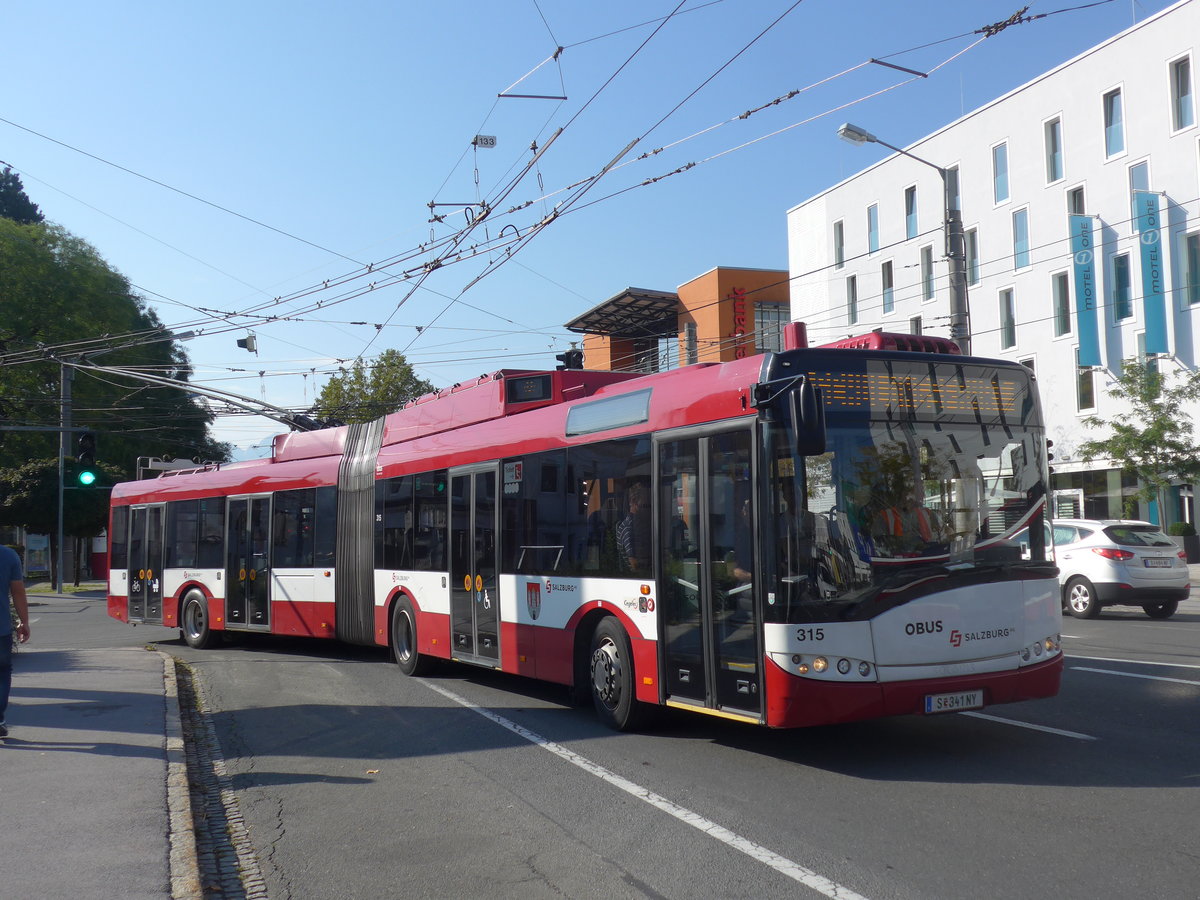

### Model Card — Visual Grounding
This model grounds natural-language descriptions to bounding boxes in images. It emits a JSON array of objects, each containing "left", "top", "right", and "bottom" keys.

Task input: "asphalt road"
[{"left": 27, "top": 593, "right": 1200, "bottom": 900}]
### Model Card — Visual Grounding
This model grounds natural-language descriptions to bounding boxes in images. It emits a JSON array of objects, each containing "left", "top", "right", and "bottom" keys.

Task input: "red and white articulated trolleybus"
[{"left": 107, "top": 325, "right": 1062, "bottom": 730}]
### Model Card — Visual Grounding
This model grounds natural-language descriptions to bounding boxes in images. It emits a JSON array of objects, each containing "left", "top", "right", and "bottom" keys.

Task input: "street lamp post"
[{"left": 837, "top": 122, "right": 971, "bottom": 355}]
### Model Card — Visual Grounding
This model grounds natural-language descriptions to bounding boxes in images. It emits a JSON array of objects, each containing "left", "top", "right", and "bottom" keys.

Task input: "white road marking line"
[
  {"left": 1070, "top": 666, "right": 1200, "bottom": 687},
  {"left": 423, "top": 681, "right": 870, "bottom": 900},
  {"left": 960, "top": 711, "right": 1098, "bottom": 741},
  {"left": 1067, "top": 654, "right": 1200, "bottom": 671}
]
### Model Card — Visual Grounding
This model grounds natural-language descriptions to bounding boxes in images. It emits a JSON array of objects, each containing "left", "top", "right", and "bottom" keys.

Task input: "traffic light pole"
[{"left": 57, "top": 363, "right": 72, "bottom": 593}]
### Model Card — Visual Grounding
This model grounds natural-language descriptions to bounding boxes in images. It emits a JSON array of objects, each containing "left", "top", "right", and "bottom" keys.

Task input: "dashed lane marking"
[{"left": 423, "top": 681, "right": 870, "bottom": 900}]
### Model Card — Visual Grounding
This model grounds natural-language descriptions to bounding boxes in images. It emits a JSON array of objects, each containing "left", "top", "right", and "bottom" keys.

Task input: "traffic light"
[
  {"left": 76, "top": 431, "right": 98, "bottom": 486},
  {"left": 555, "top": 349, "right": 584, "bottom": 370}
]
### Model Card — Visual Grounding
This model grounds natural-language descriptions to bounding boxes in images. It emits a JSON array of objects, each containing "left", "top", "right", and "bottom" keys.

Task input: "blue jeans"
[{"left": 0, "top": 637, "right": 12, "bottom": 725}]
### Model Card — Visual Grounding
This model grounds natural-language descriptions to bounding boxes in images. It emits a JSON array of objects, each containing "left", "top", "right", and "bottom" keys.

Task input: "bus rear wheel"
[
  {"left": 590, "top": 617, "right": 651, "bottom": 731},
  {"left": 180, "top": 590, "right": 216, "bottom": 649},
  {"left": 392, "top": 596, "right": 437, "bottom": 676}
]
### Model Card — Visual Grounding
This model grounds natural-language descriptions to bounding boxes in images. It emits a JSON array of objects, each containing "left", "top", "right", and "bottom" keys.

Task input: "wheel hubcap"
[
  {"left": 185, "top": 600, "right": 205, "bottom": 638},
  {"left": 396, "top": 612, "right": 413, "bottom": 662},
  {"left": 1069, "top": 587, "right": 1090, "bottom": 611},
  {"left": 591, "top": 639, "right": 621, "bottom": 708}
]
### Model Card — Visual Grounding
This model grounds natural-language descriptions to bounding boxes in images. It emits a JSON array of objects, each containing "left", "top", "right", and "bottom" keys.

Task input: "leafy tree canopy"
[
  {"left": 313, "top": 349, "right": 436, "bottom": 424},
  {"left": 0, "top": 166, "right": 43, "bottom": 225},
  {"left": 0, "top": 215, "right": 230, "bottom": 522},
  {"left": 1079, "top": 359, "right": 1200, "bottom": 508}
]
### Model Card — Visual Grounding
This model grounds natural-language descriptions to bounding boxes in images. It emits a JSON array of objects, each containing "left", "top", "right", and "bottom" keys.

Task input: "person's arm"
[{"left": 11, "top": 580, "right": 29, "bottom": 643}]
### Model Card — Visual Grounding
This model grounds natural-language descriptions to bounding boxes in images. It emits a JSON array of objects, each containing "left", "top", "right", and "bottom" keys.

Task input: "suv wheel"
[
  {"left": 1142, "top": 601, "right": 1178, "bottom": 619},
  {"left": 1065, "top": 577, "right": 1101, "bottom": 619}
]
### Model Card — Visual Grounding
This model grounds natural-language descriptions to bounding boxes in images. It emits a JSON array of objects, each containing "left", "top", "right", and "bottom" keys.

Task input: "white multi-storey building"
[{"left": 787, "top": 0, "right": 1200, "bottom": 524}]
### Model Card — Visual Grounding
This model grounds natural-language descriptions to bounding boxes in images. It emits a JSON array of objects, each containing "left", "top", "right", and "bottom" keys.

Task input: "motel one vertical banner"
[
  {"left": 1134, "top": 190, "right": 1168, "bottom": 355},
  {"left": 1070, "top": 214, "right": 1101, "bottom": 367}
]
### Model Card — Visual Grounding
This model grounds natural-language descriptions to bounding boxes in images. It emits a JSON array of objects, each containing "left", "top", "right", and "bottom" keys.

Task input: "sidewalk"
[{"left": 0, "top": 645, "right": 199, "bottom": 900}]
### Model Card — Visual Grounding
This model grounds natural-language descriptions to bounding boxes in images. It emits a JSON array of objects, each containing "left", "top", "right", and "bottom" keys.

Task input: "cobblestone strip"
[
  {"left": 175, "top": 660, "right": 270, "bottom": 900},
  {"left": 161, "top": 651, "right": 202, "bottom": 900}
]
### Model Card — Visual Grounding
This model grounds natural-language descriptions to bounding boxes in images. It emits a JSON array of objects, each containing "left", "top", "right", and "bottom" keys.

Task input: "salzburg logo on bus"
[{"left": 526, "top": 582, "right": 541, "bottom": 620}]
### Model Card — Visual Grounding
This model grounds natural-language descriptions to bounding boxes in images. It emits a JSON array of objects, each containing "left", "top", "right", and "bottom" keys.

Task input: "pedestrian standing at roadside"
[{"left": 1, "top": 544, "right": 30, "bottom": 739}]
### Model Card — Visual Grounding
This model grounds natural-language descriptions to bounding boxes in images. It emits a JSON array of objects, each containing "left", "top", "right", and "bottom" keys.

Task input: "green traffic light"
[{"left": 78, "top": 469, "right": 97, "bottom": 486}]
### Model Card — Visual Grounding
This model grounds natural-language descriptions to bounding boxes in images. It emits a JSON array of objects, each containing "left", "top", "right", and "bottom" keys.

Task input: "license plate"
[
  {"left": 1144, "top": 558, "right": 1172, "bottom": 568},
  {"left": 924, "top": 689, "right": 984, "bottom": 714}
]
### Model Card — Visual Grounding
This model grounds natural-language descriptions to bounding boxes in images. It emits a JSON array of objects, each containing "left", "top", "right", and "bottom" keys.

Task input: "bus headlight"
[
  {"left": 836, "top": 658, "right": 851, "bottom": 675},
  {"left": 812, "top": 657, "right": 829, "bottom": 673},
  {"left": 858, "top": 661, "right": 871, "bottom": 677}
]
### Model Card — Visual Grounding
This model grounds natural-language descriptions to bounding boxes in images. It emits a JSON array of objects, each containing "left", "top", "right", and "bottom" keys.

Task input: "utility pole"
[{"left": 837, "top": 122, "right": 972, "bottom": 354}]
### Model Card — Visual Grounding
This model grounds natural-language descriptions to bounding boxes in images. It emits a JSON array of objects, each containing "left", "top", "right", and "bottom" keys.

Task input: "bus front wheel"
[
  {"left": 590, "top": 617, "right": 651, "bottom": 731},
  {"left": 392, "top": 596, "right": 437, "bottom": 677}
]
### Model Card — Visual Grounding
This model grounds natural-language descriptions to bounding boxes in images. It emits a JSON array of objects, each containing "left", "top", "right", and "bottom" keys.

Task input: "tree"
[
  {"left": 0, "top": 167, "right": 43, "bottom": 225},
  {"left": 313, "top": 349, "right": 436, "bottom": 424},
  {"left": 1079, "top": 359, "right": 1200, "bottom": 517},
  {"left": 0, "top": 217, "right": 231, "bottom": 484}
]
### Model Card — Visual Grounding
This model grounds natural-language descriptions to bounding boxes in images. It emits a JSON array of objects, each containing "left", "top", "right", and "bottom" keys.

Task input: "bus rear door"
[
  {"left": 657, "top": 427, "right": 762, "bottom": 719},
  {"left": 226, "top": 495, "right": 271, "bottom": 630},
  {"left": 127, "top": 503, "right": 166, "bottom": 624},
  {"left": 449, "top": 465, "right": 500, "bottom": 665}
]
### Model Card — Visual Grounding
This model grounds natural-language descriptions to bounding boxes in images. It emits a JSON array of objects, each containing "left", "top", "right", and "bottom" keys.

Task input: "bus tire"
[
  {"left": 1065, "top": 577, "right": 1101, "bottom": 619},
  {"left": 589, "top": 617, "right": 651, "bottom": 731},
  {"left": 180, "top": 590, "right": 216, "bottom": 649},
  {"left": 392, "top": 596, "right": 437, "bottom": 677}
]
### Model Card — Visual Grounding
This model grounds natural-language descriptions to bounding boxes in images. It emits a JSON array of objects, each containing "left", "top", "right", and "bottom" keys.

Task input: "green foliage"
[
  {"left": 0, "top": 167, "right": 43, "bottom": 225},
  {"left": 0, "top": 217, "right": 231, "bottom": 498},
  {"left": 1168, "top": 521, "right": 1196, "bottom": 536},
  {"left": 0, "top": 458, "right": 117, "bottom": 537},
  {"left": 313, "top": 349, "right": 436, "bottom": 424},
  {"left": 1080, "top": 359, "right": 1200, "bottom": 506}
]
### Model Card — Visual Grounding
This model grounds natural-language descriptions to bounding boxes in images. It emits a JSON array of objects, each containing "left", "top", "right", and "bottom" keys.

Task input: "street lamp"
[{"left": 837, "top": 122, "right": 971, "bottom": 354}]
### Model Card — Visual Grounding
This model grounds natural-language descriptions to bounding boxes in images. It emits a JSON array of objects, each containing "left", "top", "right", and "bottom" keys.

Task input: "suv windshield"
[
  {"left": 1103, "top": 525, "right": 1175, "bottom": 547},
  {"left": 763, "top": 356, "right": 1052, "bottom": 624}
]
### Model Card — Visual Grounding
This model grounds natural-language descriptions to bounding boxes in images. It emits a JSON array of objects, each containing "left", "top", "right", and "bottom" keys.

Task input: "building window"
[
  {"left": 921, "top": 245, "right": 935, "bottom": 300},
  {"left": 846, "top": 275, "right": 859, "bottom": 325},
  {"left": 905, "top": 185, "right": 918, "bottom": 239},
  {"left": 992, "top": 142, "right": 1009, "bottom": 203},
  {"left": 1045, "top": 117, "right": 1063, "bottom": 183},
  {"left": 966, "top": 228, "right": 980, "bottom": 285},
  {"left": 1012, "top": 208, "right": 1030, "bottom": 269},
  {"left": 833, "top": 220, "right": 845, "bottom": 269},
  {"left": 945, "top": 165, "right": 960, "bottom": 211},
  {"left": 755, "top": 303, "right": 787, "bottom": 353},
  {"left": 1076, "top": 348, "right": 1095, "bottom": 411},
  {"left": 1128, "top": 161, "right": 1150, "bottom": 224},
  {"left": 1067, "top": 186, "right": 1086, "bottom": 217},
  {"left": 882, "top": 261, "right": 894, "bottom": 313},
  {"left": 1137, "top": 332, "right": 1161, "bottom": 379},
  {"left": 1052, "top": 271, "right": 1071, "bottom": 337},
  {"left": 1112, "top": 253, "right": 1132, "bottom": 321},
  {"left": 1171, "top": 56, "right": 1194, "bottom": 131},
  {"left": 909, "top": 315, "right": 922, "bottom": 335},
  {"left": 1019, "top": 357, "right": 1035, "bottom": 374},
  {"left": 999, "top": 289, "right": 1016, "bottom": 349},
  {"left": 1103, "top": 87, "right": 1125, "bottom": 157},
  {"left": 1183, "top": 232, "right": 1200, "bottom": 306},
  {"left": 684, "top": 322, "right": 699, "bottom": 365},
  {"left": 867, "top": 204, "right": 879, "bottom": 253}
]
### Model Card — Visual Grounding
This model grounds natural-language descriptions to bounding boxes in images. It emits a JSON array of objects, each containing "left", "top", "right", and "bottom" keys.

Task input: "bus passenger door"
[
  {"left": 657, "top": 428, "right": 761, "bottom": 716},
  {"left": 127, "top": 503, "right": 166, "bottom": 624},
  {"left": 226, "top": 495, "right": 272, "bottom": 629},
  {"left": 449, "top": 465, "right": 500, "bottom": 664}
]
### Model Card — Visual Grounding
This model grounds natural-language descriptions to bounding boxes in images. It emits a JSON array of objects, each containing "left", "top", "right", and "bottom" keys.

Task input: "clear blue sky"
[{"left": 2, "top": 0, "right": 1176, "bottom": 456}]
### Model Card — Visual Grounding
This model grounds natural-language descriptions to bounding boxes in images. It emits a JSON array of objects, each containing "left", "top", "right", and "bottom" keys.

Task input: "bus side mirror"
[{"left": 789, "top": 380, "right": 826, "bottom": 456}]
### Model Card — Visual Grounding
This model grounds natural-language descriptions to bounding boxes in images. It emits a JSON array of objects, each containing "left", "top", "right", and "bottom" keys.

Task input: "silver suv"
[{"left": 1052, "top": 519, "right": 1189, "bottom": 620}]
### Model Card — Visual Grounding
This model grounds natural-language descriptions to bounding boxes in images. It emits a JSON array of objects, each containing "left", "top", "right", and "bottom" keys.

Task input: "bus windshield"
[{"left": 763, "top": 358, "right": 1052, "bottom": 624}]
